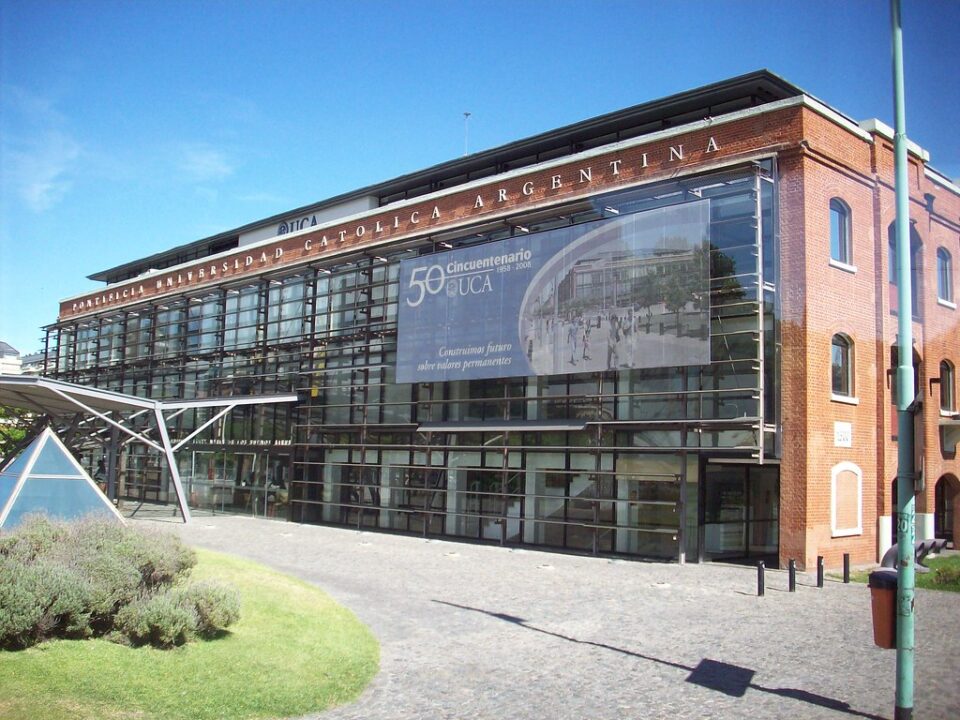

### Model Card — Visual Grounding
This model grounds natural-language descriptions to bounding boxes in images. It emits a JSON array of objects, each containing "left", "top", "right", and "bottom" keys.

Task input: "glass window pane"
[
  {"left": 937, "top": 249, "right": 953, "bottom": 302},
  {"left": 831, "top": 335, "right": 851, "bottom": 396},
  {"left": 29, "top": 437, "right": 83, "bottom": 476},
  {"left": 0, "top": 443, "right": 38, "bottom": 479},
  {"left": 0, "top": 472, "right": 19, "bottom": 509},
  {"left": 942, "top": 362, "right": 956, "bottom": 412},
  {"left": 3, "top": 478, "right": 116, "bottom": 529},
  {"left": 830, "top": 199, "right": 849, "bottom": 264}
]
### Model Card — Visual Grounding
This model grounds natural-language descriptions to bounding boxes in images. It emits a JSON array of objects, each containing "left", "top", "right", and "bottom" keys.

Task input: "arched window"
[
  {"left": 937, "top": 247, "right": 953, "bottom": 303},
  {"left": 942, "top": 360, "right": 956, "bottom": 413},
  {"left": 831, "top": 334, "right": 854, "bottom": 397},
  {"left": 829, "top": 199, "right": 851, "bottom": 265}
]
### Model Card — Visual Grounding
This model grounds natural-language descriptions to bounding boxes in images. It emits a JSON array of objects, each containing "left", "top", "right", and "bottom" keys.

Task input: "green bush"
[
  {"left": 0, "top": 557, "right": 43, "bottom": 647},
  {"left": 136, "top": 530, "right": 196, "bottom": 588},
  {"left": 933, "top": 565, "right": 960, "bottom": 586},
  {"left": 60, "top": 537, "right": 143, "bottom": 628},
  {"left": 114, "top": 580, "right": 242, "bottom": 647},
  {"left": 65, "top": 517, "right": 196, "bottom": 589},
  {"left": 0, "top": 556, "right": 90, "bottom": 649},
  {"left": 0, "top": 517, "right": 234, "bottom": 650},
  {"left": 175, "top": 580, "right": 241, "bottom": 637},
  {"left": 115, "top": 591, "right": 197, "bottom": 648},
  {"left": 0, "top": 515, "right": 69, "bottom": 564}
]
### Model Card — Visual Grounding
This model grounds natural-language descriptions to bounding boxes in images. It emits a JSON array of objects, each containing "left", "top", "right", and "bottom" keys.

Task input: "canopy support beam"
[
  {"left": 172, "top": 404, "right": 236, "bottom": 452},
  {"left": 0, "top": 374, "right": 299, "bottom": 524},
  {"left": 153, "top": 406, "right": 192, "bottom": 523}
]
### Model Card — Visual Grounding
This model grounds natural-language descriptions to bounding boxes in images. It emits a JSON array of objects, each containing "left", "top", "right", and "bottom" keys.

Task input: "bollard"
[
  {"left": 817, "top": 555, "right": 824, "bottom": 588},
  {"left": 788, "top": 559, "right": 796, "bottom": 592},
  {"left": 757, "top": 560, "right": 765, "bottom": 597},
  {"left": 843, "top": 552, "right": 850, "bottom": 584}
]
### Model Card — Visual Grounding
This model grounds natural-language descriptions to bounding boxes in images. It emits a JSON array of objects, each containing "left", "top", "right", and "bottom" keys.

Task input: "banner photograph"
[{"left": 396, "top": 200, "right": 711, "bottom": 383}]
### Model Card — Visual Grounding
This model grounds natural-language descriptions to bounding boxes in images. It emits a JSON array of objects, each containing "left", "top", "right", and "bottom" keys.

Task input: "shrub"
[
  {"left": 0, "top": 555, "right": 90, "bottom": 649},
  {"left": 115, "top": 591, "right": 197, "bottom": 648},
  {"left": 0, "top": 517, "right": 235, "bottom": 650},
  {"left": 175, "top": 580, "right": 241, "bottom": 637},
  {"left": 129, "top": 527, "right": 197, "bottom": 588},
  {"left": 65, "top": 518, "right": 196, "bottom": 589},
  {"left": 31, "top": 560, "right": 91, "bottom": 640},
  {"left": 60, "top": 540, "right": 143, "bottom": 630},
  {"left": 933, "top": 566, "right": 960, "bottom": 586},
  {"left": 39, "top": 518, "right": 196, "bottom": 631},
  {"left": 0, "top": 555, "right": 51, "bottom": 648},
  {"left": 0, "top": 515, "right": 69, "bottom": 564},
  {"left": 113, "top": 580, "right": 241, "bottom": 647}
]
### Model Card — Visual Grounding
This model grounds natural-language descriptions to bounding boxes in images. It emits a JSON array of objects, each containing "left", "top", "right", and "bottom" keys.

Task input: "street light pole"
[{"left": 891, "top": 1, "right": 916, "bottom": 718}]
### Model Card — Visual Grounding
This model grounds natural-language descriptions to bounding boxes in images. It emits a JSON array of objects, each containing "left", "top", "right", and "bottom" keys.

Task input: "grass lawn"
[
  {"left": 0, "top": 548, "right": 379, "bottom": 720},
  {"left": 846, "top": 553, "right": 960, "bottom": 592}
]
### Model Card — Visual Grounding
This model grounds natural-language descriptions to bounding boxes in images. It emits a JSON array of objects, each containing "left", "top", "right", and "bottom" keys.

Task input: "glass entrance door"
[
  {"left": 703, "top": 466, "right": 746, "bottom": 559},
  {"left": 188, "top": 451, "right": 258, "bottom": 514},
  {"left": 702, "top": 464, "right": 779, "bottom": 564}
]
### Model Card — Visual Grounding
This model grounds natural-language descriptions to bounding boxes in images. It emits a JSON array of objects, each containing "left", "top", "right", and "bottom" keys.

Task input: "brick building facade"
[{"left": 39, "top": 71, "right": 959, "bottom": 568}]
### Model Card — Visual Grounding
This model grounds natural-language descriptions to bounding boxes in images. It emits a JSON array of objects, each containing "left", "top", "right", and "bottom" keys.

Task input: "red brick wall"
[
  {"left": 791, "top": 150, "right": 879, "bottom": 570},
  {"left": 781, "top": 108, "right": 960, "bottom": 568}
]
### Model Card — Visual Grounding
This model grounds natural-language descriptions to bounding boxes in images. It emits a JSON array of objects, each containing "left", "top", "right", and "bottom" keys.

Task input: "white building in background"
[
  {"left": 0, "top": 342, "right": 22, "bottom": 375},
  {"left": 19, "top": 352, "right": 45, "bottom": 376}
]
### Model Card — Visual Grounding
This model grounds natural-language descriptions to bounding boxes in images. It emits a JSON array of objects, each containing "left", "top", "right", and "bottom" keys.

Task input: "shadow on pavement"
[{"left": 433, "top": 599, "right": 885, "bottom": 720}]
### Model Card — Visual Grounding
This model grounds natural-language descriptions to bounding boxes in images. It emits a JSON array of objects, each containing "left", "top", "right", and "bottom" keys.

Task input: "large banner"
[{"left": 396, "top": 200, "right": 711, "bottom": 383}]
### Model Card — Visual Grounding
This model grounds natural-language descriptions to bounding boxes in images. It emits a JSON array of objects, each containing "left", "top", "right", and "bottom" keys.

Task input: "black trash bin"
[{"left": 868, "top": 568, "right": 898, "bottom": 649}]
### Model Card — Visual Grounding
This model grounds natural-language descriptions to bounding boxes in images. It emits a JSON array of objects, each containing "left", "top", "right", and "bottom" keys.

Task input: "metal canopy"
[
  {"left": 0, "top": 374, "right": 154, "bottom": 415},
  {"left": 0, "top": 374, "right": 299, "bottom": 523}
]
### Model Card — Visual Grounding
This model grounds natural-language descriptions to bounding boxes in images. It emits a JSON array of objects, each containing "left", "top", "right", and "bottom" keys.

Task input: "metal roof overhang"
[
  {"left": 0, "top": 374, "right": 299, "bottom": 523},
  {"left": 0, "top": 374, "right": 155, "bottom": 415}
]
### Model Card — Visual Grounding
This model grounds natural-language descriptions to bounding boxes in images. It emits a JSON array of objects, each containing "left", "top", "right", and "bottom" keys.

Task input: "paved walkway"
[{"left": 145, "top": 515, "right": 960, "bottom": 720}]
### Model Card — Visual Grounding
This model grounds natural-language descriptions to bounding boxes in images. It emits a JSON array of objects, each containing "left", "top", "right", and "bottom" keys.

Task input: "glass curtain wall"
[
  {"left": 289, "top": 163, "right": 778, "bottom": 560},
  {"left": 45, "top": 163, "right": 778, "bottom": 559}
]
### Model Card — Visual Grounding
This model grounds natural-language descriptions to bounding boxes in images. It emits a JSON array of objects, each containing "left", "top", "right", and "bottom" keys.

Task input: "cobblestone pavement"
[{"left": 149, "top": 515, "right": 959, "bottom": 720}]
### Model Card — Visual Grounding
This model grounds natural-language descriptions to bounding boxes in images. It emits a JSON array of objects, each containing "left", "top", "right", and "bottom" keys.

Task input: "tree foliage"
[{"left": 0, "top": 405, "right": 38, "bottom": 466}]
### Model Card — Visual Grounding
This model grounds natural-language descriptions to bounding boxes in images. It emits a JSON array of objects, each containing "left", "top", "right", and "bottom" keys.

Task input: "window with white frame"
[
  {"left": 831, "top": 333, "right": 854, "bottom": 398},
  {"left": 829, "top": 199, "right": 851, "bottom": 265},
  {"left": 937, "top": 247, "right": 953, "bottom": 303},
  {"left": 942, "top": 360, "right": 956, "bottom": 413}
]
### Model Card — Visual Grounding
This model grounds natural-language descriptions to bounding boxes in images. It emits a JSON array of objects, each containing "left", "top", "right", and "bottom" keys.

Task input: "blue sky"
[{"left": 1, "top": 0, "right": 957, "bottom": 355}]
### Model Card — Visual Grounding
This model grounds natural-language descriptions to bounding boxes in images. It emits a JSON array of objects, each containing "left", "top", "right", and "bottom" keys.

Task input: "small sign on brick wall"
[{"left": 834, "top": 421, "right": 853, "bottom": 448}]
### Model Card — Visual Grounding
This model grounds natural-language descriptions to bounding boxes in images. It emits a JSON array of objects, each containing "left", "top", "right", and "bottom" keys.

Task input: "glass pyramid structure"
[{"left": 0, "top": 427, "right": 124, "bottom": 530}]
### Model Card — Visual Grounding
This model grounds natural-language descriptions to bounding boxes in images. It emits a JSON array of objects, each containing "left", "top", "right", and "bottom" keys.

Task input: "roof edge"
[{"left": 87, "top": 69, "right": 802, "bottom": 283}]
